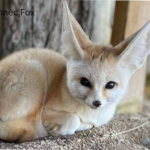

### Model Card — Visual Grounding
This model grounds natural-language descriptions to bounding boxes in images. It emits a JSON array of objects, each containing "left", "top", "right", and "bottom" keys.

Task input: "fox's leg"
[
  {"left": 0, "top": 118, "right": 35, "bottom": 142},
  {"left": 0, "top": 60, "right": 48, "bottom": 142},
  {"left": 42, "top": 108, "right": 80, "bottom": 136},
  {"left": 0, "top": 106, "right": 47, "bottom": 142}
]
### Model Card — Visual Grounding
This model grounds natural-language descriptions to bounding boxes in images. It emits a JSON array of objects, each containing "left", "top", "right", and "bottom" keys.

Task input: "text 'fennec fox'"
[{"left": 0, "top": 2, "right": 150, "bottom": 142}]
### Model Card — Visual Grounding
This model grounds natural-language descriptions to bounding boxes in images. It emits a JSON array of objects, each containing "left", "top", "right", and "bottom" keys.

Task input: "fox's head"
[{"left": 61, "top": 2, "right": 150, "bottom": 109}]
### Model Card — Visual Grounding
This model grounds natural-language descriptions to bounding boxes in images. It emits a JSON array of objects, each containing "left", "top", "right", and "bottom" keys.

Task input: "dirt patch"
[{"left": 0, "top": 113, "right": 150, "bottom": 150}]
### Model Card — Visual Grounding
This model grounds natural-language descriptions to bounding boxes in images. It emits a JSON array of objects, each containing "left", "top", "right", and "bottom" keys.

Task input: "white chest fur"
[{"left": 75, "top": 104, "right": 116, "bottom": 131}]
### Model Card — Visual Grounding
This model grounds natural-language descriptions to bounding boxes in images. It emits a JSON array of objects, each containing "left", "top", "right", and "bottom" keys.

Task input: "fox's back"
[
  {"left": 0, "top": 48, "right": 66, "bottom": 120},
  {"left": 0, "top": 48, "right": 66, "bottom": 76}
]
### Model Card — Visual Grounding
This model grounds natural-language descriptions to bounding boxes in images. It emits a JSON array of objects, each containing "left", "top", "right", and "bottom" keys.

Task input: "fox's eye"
[
  {"left": 80, "top": 77, "right": 91, "bottom": 87},
  {"left": 105, "top": 81, "right": 116, "bottom": 89}
]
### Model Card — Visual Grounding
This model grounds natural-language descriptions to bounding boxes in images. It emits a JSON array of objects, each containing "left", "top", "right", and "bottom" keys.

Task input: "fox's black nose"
[{"left": 93, "top": 100, "right": 101, "bottom": 107}]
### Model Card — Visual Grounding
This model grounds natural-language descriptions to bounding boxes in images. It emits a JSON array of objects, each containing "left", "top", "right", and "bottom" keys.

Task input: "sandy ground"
[{"left": 0, "top": 101, "right": 150, "bottom": 150}]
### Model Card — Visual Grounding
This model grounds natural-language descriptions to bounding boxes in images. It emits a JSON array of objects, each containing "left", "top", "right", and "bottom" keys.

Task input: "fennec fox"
[{"left": 0, "top": 2, "right": 150, "bottom": 142}]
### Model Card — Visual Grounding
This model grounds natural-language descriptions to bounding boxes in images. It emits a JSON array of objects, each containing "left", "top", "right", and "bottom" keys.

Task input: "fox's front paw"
[
  {"left": 45, "top": 115, "right": 80, "bottom": 136},
  {"left": 45, "top": 123, "right": 75, "bottom": 136},
  {"left": 45, "top": 124, "right": 61, "bottom": 136},
  {"left": 60, "top": 115, "right": 80, "bottom": 136}
]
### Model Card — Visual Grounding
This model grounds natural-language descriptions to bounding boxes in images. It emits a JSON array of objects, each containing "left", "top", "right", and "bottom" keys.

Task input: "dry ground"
[{"left": 0, "top": 101, "right": 150, "bottom": 150}]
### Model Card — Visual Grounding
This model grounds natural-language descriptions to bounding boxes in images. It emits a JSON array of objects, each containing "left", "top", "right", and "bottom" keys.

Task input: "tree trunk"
[
  {"left": 2, "top": 0, "right": 113, "bottom": 58},
  {"left": 2, "top": 0, "right": 80, "bottom": 56},
  {"left": 2, "top": 0, "right": 92, "bottom": 57}
]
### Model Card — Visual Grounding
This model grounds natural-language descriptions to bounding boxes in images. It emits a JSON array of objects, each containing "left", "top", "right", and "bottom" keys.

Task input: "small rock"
[{"left": 142, "top": 138, "right": 150, "bottom": 147}]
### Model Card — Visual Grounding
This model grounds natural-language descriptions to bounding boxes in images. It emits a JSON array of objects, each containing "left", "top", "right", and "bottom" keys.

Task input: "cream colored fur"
[{"left": 0, "top": 2, "right": 150, "bottom": 142}]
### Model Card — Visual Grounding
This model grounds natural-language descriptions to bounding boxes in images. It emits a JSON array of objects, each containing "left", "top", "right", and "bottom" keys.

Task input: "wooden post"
[
  {"left": 112, "top": 1, "right": 150, "bottom": 113},
  {"left": 111, "top": 1, "right": 129, "bottom": 46},
  {"left": 0, "top": 0, "right": 2, "bottom": 58}
]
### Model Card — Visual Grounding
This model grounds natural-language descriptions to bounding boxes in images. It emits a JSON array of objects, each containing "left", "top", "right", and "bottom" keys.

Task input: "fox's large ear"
[
  {"left": 61, "top": 1, "right": 92, "bottom": 60},
  {"left": 115, "top": 21, "right": 150, "bottom": 75}
]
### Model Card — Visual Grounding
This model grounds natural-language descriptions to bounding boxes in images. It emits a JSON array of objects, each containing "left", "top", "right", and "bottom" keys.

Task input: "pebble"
[{"left": 142, "top": 138, "right": 150, "bottom": 147}]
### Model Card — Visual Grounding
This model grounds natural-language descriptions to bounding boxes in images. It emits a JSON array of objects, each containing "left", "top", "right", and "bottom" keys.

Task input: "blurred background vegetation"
[{"left": 0, "top": 0, "right": 150, "bottom": 113}]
